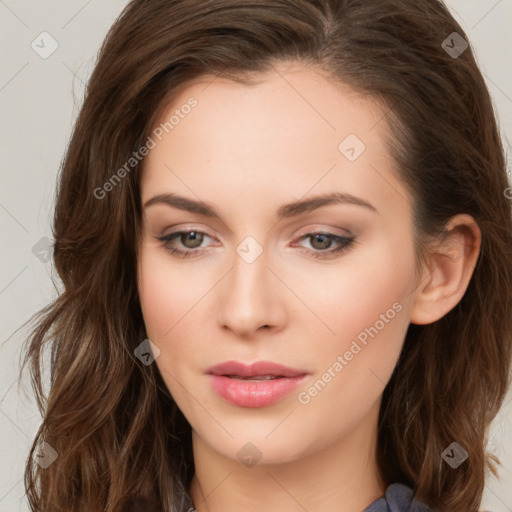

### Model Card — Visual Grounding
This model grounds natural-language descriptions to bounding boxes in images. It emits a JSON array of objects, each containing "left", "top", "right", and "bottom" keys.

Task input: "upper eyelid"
[
  {"left": 161, "top": 228, "right": 352, "bottom": 247},
  {"left": 162, "top": 222, "right": 352, "bottom": 238},
  {"left": 162, "top": 227, "right": 217, "bottom": 241}
]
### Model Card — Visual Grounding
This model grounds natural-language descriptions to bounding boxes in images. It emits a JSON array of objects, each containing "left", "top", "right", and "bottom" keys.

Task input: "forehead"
[
  {"left": 151, "top": 64, "right": 385, "bottom": 153},
  {"left": 140, "top": 64, "right": 409, "bottom": 219}
]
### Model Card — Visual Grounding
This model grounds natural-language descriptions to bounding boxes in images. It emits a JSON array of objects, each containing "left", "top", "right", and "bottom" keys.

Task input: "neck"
[{"left": 188, "top": 399, "right": 386, "bottom": 512}]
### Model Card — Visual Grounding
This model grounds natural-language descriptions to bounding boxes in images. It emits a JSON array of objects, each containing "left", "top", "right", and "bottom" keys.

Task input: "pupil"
[
  {"left": 183, "top": 231, "right": 203, "bottom": 248},
  {"left": 311, "top": 234, "right": 331, "bottom": 250}
]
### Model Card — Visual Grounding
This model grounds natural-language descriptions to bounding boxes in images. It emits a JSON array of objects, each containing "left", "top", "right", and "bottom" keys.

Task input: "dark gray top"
[
  {"left": 175, "top": 482, "right": 432, "bottom": 511},
  {"left": 362, "top": 483, "right": 433, "bottom": 511}
]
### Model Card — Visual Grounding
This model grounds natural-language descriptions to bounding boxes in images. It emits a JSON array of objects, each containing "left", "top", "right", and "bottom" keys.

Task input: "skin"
[{"left": 137, "top": 62, "right": 481, "bottom": 512}]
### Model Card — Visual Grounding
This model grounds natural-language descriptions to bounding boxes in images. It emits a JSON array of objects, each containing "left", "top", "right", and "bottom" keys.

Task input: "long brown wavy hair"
[{"left": 20, "top": 0, "right": 512, "bottom": 510}]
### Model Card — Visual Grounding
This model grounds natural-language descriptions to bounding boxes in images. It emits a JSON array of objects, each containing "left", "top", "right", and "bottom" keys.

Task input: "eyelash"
[{"left": 156, "top": 229, "right": 355, "bottom": 260}]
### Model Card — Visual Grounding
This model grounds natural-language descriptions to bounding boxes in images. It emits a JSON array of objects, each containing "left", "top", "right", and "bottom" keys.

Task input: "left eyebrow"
[
  {"left": 277, "top": 192, "right": 378, "bottom": 218},
  {"left": 143, "top": 191, "right": 378, "bottom": 219}
]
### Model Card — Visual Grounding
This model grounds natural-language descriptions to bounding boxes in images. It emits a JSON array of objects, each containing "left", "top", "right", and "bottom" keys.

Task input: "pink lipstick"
[{"left": 206, "top": 360, "right": 308, "bottom": 408}]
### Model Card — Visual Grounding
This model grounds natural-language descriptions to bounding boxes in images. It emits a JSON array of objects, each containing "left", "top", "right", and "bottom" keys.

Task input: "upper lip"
[{"left": 206, "top": 360, "right": 307, "bottom": 378}]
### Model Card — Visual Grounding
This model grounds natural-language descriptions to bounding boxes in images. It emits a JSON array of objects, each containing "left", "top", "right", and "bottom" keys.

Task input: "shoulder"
[{"left": 363, "top": 483, "right": 433, "bottom": 512}]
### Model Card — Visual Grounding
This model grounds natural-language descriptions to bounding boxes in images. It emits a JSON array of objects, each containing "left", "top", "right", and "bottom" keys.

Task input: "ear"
[{"left": 409, "top": 214, "right": 481, "bottom": 325}]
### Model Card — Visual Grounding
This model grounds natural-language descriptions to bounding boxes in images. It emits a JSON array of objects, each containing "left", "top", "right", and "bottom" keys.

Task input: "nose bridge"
[
  {"left": 230, "top": 232, "right": 270, "bottom": 287},
  {"left": 217, "top": 237, "right": 284, "bottom": 334},
  {"left": 228, "top": 239, "right": 271, "bottom": 308}
]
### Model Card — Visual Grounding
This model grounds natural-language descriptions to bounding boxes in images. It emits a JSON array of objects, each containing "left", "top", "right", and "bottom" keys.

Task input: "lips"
[
  {"left": 206, "top": 360, "right": 307, "bottom": 379},
  {"left": 206, "top": 361, "right": 308, "bottom": 407}
]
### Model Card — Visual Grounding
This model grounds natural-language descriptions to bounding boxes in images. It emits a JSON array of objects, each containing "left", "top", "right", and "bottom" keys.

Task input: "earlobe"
[{"left": 409, "top": 214, "right": 481, "bottom": 326}]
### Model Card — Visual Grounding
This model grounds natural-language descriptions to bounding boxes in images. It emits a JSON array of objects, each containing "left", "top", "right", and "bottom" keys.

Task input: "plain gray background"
[{"left": 1, "top": 1, "right": 511, "bottom": 511}]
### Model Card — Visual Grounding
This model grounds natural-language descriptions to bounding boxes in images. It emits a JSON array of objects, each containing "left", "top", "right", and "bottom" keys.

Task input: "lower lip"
[{"left": 207, "top": 374, "right": 307, "bottom": 408}]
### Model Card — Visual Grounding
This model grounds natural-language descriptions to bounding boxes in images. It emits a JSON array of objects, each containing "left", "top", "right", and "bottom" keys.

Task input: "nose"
[{"left": 216, "top": 245, "right": 287, "bottom": 338}]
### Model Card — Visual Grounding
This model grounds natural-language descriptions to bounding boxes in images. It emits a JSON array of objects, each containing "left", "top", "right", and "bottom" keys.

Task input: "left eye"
[
  {"left": 156, "top": 230, "right": 355, "bottom": 259},
  {"left": 292, "top": 232, "right": 355, "bottom": 259}
]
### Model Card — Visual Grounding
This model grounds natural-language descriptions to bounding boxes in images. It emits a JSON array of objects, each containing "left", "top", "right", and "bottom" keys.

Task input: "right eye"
[{"left": 156, "top": 229, "right": 217, "bottom": 258}]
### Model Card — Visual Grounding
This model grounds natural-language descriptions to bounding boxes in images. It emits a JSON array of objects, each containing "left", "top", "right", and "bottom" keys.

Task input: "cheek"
[
  {"left": 137, "top": 248, "right": 211, "bottom": 392},
  {"left": 295, "top": 236, "right": 415, "bottom": 404},
  {"left": 137, "top": 253, "right": 174, "bottom": 339},
  {"left": 138, "top": 248, "right": 205, "bottom": 340},
  {"left": 291, "top": 232, "right": 415, "bottom": 347}
]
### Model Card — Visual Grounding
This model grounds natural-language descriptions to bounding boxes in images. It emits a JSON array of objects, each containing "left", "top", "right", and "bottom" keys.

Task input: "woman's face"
[{"left": 138, "top": 63, "right": 420, "bottom": 465}]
